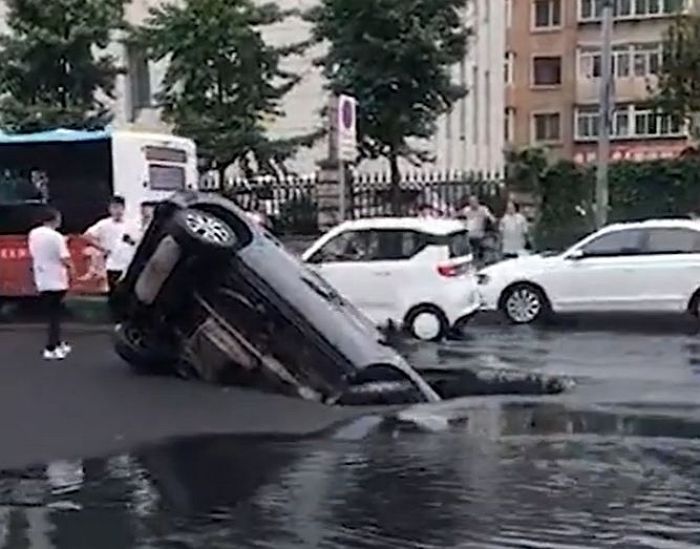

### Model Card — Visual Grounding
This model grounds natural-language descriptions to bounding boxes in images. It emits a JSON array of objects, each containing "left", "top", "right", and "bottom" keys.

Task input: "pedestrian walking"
[
  {"left": 28, "top": 207, "right": 73, "bottom": 360},
  {"left": 84, "top": 196, "right": 137, "bottom": 322},
  {"left": 500, "top": 200, "right": 529, "bottom": 259},
  {"left": 459, "top": 195, "right": 495, "bottom": 262}
]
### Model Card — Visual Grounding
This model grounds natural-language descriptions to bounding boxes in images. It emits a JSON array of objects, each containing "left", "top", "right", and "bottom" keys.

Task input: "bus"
[{"left": 0, "top": 128, "right": 198, "bottom": 297}]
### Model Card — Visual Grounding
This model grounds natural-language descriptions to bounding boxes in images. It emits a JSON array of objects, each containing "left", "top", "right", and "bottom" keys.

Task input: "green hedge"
[{"left": 507, "top": 149, "right": 700, "bottom": 251}]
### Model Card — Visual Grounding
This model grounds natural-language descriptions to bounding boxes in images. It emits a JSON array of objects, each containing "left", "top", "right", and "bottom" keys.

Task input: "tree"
[
  {"left": 655, "top": 13, "right": 700, "bottom": 135},
  {"left": 0, "top": 0, "right": 127, "bottom": 132},
  {"left": 133, "top": 0, "right": 308, "bottom": 178},
  {"left": 306, "top": 0, "right": 468, "bottom": 203}
]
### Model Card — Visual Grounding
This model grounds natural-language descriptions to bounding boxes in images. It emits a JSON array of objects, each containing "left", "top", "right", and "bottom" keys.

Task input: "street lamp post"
[{"left": 596, "top": 0, "right": 614, "bottom": 229}]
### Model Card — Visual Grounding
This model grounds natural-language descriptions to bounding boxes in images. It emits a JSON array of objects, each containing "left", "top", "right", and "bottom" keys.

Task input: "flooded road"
[{"left": 3, "top": 319, "right": 700, "bottom": 548}]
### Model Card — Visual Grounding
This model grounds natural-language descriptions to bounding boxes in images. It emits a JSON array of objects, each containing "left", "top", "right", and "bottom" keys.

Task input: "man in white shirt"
[
  {"left": 459, "top": 195, "right": 495, "bottom": 262},
  {"left": 84, "top": 196, "right": 137, "bottom": 321},
  {"left": 28, "top": 208, "right": 73, "bottom": 360}
]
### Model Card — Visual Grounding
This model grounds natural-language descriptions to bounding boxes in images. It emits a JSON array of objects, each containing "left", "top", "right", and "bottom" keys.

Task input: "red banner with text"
[{"left": 0, "top": 235, "right": 109, "bottom": 297}]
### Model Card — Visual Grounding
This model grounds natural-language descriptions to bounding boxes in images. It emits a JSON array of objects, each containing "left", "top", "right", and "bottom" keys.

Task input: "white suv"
[
  {"left": 302, "top": 218, "right": 480, "bottom": 341},
  {"left": 478, "top": 219, "right": 700, "bottom": 324}
]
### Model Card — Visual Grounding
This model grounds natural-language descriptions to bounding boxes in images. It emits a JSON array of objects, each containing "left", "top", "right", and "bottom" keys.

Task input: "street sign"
[{"left": 336, "top": 94, "right": 357, "bottom": 162}]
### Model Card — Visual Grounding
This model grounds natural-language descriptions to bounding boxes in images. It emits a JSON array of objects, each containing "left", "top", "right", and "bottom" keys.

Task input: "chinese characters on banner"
[{"left": 0, "top": 235, "right": 109, "bottom": 296}]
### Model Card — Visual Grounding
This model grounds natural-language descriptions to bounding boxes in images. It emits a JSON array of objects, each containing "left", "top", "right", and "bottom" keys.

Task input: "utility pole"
[{"left": 596, "top": 0, "right": 614, "bottom": 229}]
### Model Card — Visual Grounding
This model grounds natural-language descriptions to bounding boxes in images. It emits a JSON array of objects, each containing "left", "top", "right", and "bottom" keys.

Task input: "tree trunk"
[{"left": 389, "top": 147, "right": 401, "bottom": 215}]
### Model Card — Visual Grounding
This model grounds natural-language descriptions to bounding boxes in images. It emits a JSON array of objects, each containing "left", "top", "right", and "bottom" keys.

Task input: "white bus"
[{"left": 0, "top": 128, "right": 198, "bottom": 296}]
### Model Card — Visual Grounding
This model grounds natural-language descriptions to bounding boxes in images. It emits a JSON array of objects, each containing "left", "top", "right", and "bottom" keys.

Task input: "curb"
[{"left": 0, "top": 296, "right": 112, "bottom": 329}]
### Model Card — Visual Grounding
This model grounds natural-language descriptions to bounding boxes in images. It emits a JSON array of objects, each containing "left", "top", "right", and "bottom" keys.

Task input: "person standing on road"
[
  {"left": 500, "top": 200, "right": 529, "bottom": 259},
  {"left": 138, "top": 201, "right": 156, "bottom": 241},
  {"left": 28, "top": 207, "right": 73, "bottom": 361},
  {"left": 84, "top": 196, "right": 137, "bottom": 321},
  {"left": 460, "top": 195, "right": 495, "bottom": 262}
]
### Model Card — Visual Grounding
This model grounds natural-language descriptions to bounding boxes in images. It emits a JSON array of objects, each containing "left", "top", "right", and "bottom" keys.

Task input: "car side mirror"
[{"left": 566, "top": 249, "right": 585, "bottom": 261}]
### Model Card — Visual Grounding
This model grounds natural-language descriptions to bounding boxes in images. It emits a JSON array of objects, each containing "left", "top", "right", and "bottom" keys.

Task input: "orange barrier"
[{"left": 0, "top": 235, "right": 109, "bottom": 296}]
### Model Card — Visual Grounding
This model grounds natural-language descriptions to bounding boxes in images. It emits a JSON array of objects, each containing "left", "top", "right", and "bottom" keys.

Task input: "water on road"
[{"left": 3, "top": 318, "right": 700, "bottom": 549}]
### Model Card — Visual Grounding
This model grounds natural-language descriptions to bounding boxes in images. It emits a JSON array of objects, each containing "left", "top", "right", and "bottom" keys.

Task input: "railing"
[{"left": 199, "top": 170, "right": 507, "bottom": 234}]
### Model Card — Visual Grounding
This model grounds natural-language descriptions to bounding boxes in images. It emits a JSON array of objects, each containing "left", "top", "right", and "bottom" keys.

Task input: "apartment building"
[
  {"left": 508, "top": 0, "right": 692, "bottom": 164},
  {"left": 433, "top": 0, "right": 508, "bottom": 175}
]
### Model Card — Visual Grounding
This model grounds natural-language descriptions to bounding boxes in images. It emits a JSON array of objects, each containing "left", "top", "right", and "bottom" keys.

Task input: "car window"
[
  {"left": 367, "top": 230, "right": 428, "bottom": 261},
  {"left": 448, "top": 230, "right": 471, "bottom": 258},
  {"left": 310, "top": 230, "right": 371, "bottom": 263},
  {"left": 581, "top": 229, "right": 644, "bottom": 257},
  {"left": 644, "top": 228, "right": 700, "bottom": 254}
]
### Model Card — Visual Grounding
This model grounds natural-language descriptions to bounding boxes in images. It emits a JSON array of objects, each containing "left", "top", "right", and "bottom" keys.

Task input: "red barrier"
[{"left": 0, "top": 235, "right": 109, "bottom": 296}]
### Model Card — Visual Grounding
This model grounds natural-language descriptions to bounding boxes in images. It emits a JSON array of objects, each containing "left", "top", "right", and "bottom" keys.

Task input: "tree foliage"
[
  {"left": 656, "top": 13, "right": 700, "bottom": 134},
  {"left": 133, "top": 0, "right": 308, "bottom": 176},
  {"left": 0, "top": 0, "right": 127, "bottom": 132},
  {"left": 306, "top": 0, "right": 469, "bottom": 185},
  {"left": 505, "top": 148, "right": 700, "bottom": 250}
]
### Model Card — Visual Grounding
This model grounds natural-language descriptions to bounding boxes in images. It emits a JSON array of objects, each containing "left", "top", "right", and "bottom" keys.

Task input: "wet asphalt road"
[
  {"left": 2, "top": 317, "right": 700, "bottom": 548},
  {"left": 2, "top": 314, "right": 700, "bottom": 469}
]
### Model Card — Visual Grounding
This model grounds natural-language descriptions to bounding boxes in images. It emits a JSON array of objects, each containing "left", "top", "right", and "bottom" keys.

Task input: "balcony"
[{"left": 577, "top": 0, "right": 686, "bottom": 24}]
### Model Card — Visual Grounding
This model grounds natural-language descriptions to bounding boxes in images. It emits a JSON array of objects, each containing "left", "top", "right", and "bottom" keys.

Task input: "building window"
[
  {"left": 505, "top": 52, "right": 514, "bottom": 85},
  {"left": 580, "top": 0, "right": 683, "bottom": 21},
  {"left": 505, "top": 108, "right": 515, "bottom": 142},
  {"left": 484, "top": 70, "right": 491, "bottom": 145},
  {"left": 127, "top": 46, "right": 152, "bottom": 122},
  {"left": 472, "top": 67, "right": 479, "bottom": 145},
  {"left": 579, "top": 43, "right": 661, "bottom": 79},
  {"left": 576, "top": 106, "right": 599, "bottom": 139},
  {"left": 633, "top": 43, "right": 662, "bottom": 76},
  {"left": 634, "top": 108, "right": 682, "bottom": 137},
  {"left": 575, "top": 104, "right": 683, "bottom": 139},
  {"left": 533, "top": 56, "right": 562, "bottom": 86},
  {"left": 533, "top": 112, "right": 561, "bottom": 142},
  {"left": 533, "top": 0, "right": 562, "bottom": 28}
]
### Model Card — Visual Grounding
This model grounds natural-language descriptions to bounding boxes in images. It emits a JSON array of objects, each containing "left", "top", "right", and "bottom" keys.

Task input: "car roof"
[
  {"left": 333, "top": 217, "right": 466, "bottom": 236},
  {"left": 600, "top": 218, "right": 700, "bottom": 234}
]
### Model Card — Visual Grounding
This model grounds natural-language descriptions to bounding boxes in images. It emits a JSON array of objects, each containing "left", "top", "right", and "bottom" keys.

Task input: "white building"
[
  {"left": 261, "top": 0, "right": 508, "bottom": 176},
  {"left": 0, "top": 0, "right": 505, "bottom": 175},
  {"left": 432, "top": 0, "right": 507, "bottom": 176}
]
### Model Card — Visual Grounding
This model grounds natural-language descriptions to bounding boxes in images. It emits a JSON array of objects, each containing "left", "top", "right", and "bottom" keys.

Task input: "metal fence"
[
  {"left": 200, "top": 170, "right": 507, "bottom": 234},
  {"left": 351, "top": 171, "right": 506, "bottom": 218}
]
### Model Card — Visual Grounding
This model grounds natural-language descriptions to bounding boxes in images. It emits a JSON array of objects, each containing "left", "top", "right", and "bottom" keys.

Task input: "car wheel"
[
  {"left": 501, "top": 284, "right": 549, "bottom": 325},
  {"left": 114, "top": 323, "right": 174, "bottom": 375},
  {"left": 169, "top": 208, "right": 237, "bottom": 254},
  {"left": 688, "top": 289, "right": 700, "bottom": 318},
  {"left": 404, "top": 305, "right": 449, "bottom": 342}
]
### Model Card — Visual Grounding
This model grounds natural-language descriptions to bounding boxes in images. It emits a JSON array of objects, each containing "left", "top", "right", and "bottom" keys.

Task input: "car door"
[
  {"left": 355, "top": 229, "right": 431, "bottom": 323},
  {"left": 304, "top": 229, "right": 395, "bottom": 324},
  {"left": 636, "top": 227, "right": 700, "bottom": 312},
  {"left": 543, "top": 228, "right": 646, "bottom": 312}
]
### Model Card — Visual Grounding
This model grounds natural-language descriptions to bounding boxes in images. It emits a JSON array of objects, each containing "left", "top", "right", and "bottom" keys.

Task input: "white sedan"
[
  {"left": 477, "top": 219, "right": 700, "bottom": 324},
  {"left": 302, "top": 217, "right": 480, "bottom": 341}
]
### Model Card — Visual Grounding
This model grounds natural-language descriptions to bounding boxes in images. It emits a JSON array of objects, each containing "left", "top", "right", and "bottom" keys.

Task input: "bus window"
[
  {"left": 148, "top": 164, "right": 186, "bottom": 191},
  {"left": 144, "top": 146, "right": 187, "bottom": 164},
  {"left": 0, "top": 169, "right": 46, "bottom": 204}
]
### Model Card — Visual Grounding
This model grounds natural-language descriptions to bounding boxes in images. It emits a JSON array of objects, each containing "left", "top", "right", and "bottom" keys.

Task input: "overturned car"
[{"left": 113, "top": 192, "right": 440, "bottom": 405}]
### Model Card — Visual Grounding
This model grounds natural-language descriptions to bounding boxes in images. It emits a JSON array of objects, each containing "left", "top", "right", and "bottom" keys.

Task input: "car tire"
[
  {"left": 500, "top": 283, "right": 550, "bottom": 325},
  {"left": 169, "top": 208, "right": 237, "bottom": 255},
  {"left": 114, "top": 323, "right": 174, "bottom": 375},
  {"left": 404, "top": 305, "right": 449, "bottom": 342}
]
